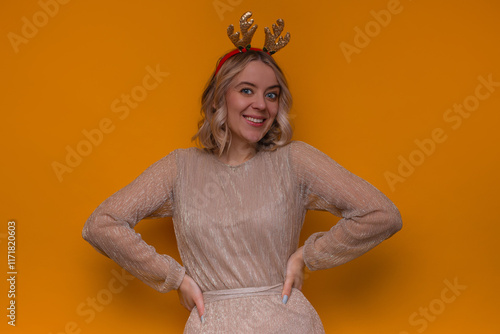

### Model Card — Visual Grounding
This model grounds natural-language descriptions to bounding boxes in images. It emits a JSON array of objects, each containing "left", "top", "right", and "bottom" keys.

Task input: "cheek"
[
  {"left": 269, "top": 102, "right": 279, "bottom": 119},
  {"left": 225, "top": 95, "right": 240, "bottom": 119},
  {"left": 227, "top": 96, "right": 249, "bottom": 116}
]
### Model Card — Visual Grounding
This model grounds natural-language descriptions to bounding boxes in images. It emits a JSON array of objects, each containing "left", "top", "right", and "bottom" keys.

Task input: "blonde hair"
[{"left": 192, "top": 50, "right": 293, "bottom": 155}]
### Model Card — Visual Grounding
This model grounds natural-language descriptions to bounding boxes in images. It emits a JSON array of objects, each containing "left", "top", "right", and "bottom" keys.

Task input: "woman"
[{"left": 82, "top": 12, "right": 402, "bottom": 333}]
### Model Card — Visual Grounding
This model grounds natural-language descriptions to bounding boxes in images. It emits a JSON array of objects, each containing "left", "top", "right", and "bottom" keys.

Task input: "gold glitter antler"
[
  {"left": 227, "top": 11, "right": 258, "bottom": 50},
  {"left": 263, "top": 18, "right": 290, "bottom": 55}
]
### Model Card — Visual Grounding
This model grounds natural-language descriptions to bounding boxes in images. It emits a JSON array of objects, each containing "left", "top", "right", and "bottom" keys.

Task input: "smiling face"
[{"left": 225, "top": 61, "right": 281, "bottom": 148}]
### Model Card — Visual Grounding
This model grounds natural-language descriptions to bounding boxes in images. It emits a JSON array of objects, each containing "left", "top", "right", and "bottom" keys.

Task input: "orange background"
[{"left": 1, "top": 0, "right": 499, "bottom": 333}]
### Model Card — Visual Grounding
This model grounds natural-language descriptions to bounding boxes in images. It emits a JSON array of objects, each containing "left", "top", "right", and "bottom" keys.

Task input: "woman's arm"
[
  {"left": 82, "top": 150, "right": 185, "bottom": 293},
  {"left": 289, "top": 141, "right": 402, "bottom": 271}
]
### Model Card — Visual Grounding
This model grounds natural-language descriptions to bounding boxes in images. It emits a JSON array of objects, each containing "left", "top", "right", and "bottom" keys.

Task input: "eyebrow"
[{"left": 235, "top": 81, "right": 281, "bottom": 90}]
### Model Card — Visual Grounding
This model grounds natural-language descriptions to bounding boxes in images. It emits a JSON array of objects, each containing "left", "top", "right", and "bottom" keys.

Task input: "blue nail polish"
[
  {"left": 282, "top": 295, "right": 288, "bottom": 304},
  {"left": 201, "top": 315, "right": 205, "bottom": 324}
]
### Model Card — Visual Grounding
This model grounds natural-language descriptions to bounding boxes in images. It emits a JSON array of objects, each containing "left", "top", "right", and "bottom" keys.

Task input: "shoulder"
[
  {"left": 284, "top": 141, "right": 342, "bottom": 175},
  {"left": 140, "top": 147, "right": 209, "bottom": 181},
  {"left": 264, "top": 141, "right": 328, "bottom": 174},
  {"left": 145, "top": 147, "right": 200, "bottom": 169},
  {"left": 160, "top": 146, "right": 205, "bottom": 159},
  {"left": 162, "top": 146, "right": 215, "bottom": 166},
  {"left": 285, "top": 140, "right": 326, "bottom": 159},
  {"left": 264, "top": 140, "right": 325, "bottom": 161},
  {"left": 268, "top": 140, "right": 315, "bottom": 155},
  {"left": 288, "top": 140, "right": 316, "bottom": 151}
]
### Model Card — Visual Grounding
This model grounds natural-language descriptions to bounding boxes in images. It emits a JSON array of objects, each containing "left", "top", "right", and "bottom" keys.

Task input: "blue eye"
[
  {"left": 241, "top": 88, "right": 252, "bottom": 95},
  {"left": 266, "top": 92, "right": 278, "bottom": 100}
]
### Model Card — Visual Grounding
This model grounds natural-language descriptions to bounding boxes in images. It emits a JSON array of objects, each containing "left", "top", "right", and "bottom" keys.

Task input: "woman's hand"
[
  {"left": 281, "top": 246, "right": 305, "bottom": 304},
  {"left": 177, "top": 274, "right": 205, "bottom": 323}
]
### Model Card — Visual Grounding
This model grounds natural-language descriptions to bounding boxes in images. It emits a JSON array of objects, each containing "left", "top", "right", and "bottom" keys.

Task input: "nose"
[{"left": 251, "top": 94, "right": 266, "bottom": 110}]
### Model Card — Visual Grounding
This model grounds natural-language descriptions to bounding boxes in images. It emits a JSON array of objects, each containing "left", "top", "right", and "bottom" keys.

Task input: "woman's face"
[{"left": 225, "top": 61, "right": 280, "bottom": 148}]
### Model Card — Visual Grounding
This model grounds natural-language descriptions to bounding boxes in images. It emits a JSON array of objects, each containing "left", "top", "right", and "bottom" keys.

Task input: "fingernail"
[
  {"left": 201, "top": 315, "right": 205, "bottom": 324},
  {"left": 282, "top": 295, "right": 288, "bottom": 305}
]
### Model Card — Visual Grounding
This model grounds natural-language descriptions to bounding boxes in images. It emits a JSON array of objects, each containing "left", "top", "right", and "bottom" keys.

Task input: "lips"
[
  {"left": 243, "top": 115, "right": 265, "bottom": 123},
  {"left": 243, "top": 115, "right": 266, "bottom": 127}
]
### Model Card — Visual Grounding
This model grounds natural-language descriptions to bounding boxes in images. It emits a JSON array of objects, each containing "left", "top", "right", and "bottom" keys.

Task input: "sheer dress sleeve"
[
  {"left": 82, "top": 150, "right": 185, "bottom": 293},
  {"left": 289, "top": 141, "right": 402, "bottom": 271}
]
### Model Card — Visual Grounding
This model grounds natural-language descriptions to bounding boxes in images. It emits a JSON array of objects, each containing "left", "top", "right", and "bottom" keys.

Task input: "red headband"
[{"left": 215, "top": 47, "right": 266, "bottom": 75}]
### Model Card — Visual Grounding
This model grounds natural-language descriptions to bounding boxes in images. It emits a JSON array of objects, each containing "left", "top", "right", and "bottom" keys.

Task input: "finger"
[
  {"left": 282, "top": 277, "right": 293, "bottom": 304},
  {"left": 293, "top": 279, "right": 303, "bottom": 291},
  {"left": 292, "top": 273, "right": 304, "bottom": 290},
  {"left": 193, "top": 293, "right": 205, "bottom": 323},
  {"left": 177, "top": 290, "right": 191, "bottom": 311}
]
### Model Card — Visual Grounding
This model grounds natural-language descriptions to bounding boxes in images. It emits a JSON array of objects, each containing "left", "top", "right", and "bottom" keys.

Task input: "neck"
[{"left": 218, "top": 139, "right": 258, "bottom": 166}]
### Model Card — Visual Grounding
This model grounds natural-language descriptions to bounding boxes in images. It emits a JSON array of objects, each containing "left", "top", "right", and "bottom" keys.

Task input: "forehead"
[{"left": 232, "top": 61, "right": 279, "bottom": 86}]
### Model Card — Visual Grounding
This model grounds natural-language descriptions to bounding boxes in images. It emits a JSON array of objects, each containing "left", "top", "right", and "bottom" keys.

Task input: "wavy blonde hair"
[{"left": 192, "top": 50, "right": 293, "bottom": 155}]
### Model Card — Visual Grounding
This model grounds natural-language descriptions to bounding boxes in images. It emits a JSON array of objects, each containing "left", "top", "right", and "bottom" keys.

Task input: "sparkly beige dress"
[{"left": 82, "top": 140, "right": 402, "bottom": 333}]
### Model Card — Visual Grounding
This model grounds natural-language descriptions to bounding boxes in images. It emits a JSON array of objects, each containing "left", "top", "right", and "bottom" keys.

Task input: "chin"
[
  {"left": 244, "top": 132, "right": 268, "bottom": 144},
  {"left": 244, "top": 137, "right": 263, "bottom": 145}
]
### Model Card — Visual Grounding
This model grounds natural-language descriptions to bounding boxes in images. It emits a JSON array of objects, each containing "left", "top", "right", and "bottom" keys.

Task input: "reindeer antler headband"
[{"left": 215, "top": 11, "right": 291, "bottom": 75}]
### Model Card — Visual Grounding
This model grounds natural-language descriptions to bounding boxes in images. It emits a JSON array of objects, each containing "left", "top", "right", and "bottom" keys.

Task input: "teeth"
[{"left": 244, "top": 116, "right": 264, "bottom": 123}]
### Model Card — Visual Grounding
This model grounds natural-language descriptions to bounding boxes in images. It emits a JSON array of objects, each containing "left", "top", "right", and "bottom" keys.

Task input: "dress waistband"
[{"left": 203, "top": 283, "right": 283, "bottom": 303}]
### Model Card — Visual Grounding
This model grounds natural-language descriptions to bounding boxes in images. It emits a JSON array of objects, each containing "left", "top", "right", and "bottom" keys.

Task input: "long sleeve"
[
  {"left": 82, "top": 150, "right": 185, "bottom": 293},
  {"left": 289, "top": 141, "right": 402, "bottom": 271}
]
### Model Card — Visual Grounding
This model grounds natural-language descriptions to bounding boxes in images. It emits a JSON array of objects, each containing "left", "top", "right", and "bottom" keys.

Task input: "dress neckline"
[{"left": 206, "top": 149, "right": 262, "bottom": 169}]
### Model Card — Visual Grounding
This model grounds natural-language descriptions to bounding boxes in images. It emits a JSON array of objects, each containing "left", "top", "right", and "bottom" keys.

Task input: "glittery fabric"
[{"left": 82, "top": 140, "right": 402, "bottom": 333}]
